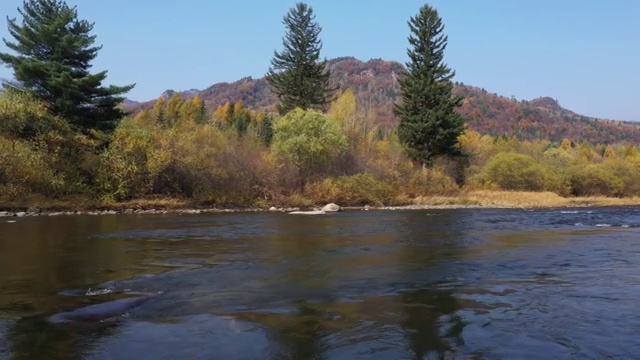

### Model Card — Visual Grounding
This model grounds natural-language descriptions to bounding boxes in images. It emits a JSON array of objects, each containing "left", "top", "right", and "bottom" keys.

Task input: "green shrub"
[
  {"left": 600, "top": 159, "right": 640, "bottom": 197},
  {"left": 472, "top": 152, "right": 560, "bottom": 192},
  {"left": 272, "top": 108, "right": 347, "bottom": 186},
  {"left": 0, "top": 90, "right": 52, "bottom": 141},
  {"left": 569, "top": 164, "right": 624, "bottom": 197},
  {"left": 0, "top": 137, "right": 63, "bottom": 198}
]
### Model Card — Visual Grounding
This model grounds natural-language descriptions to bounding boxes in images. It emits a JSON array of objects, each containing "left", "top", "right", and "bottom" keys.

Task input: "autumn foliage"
[
  {"left": 124, "top": 57, "right": 640, "bottom": 145},
  {"left": 3, "top": 88, "right": 640, "bottom": 208}
]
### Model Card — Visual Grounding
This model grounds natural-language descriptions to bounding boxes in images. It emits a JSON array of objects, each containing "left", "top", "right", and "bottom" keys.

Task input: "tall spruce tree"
[
  {"left": 0, "top": 0, "right": 135, "bottom": 132},
  {"left": 266, "top": 2, "right": 335, "bottom": 116},
  {"left": 393, "top": 4, "right": 465, "bottom": 166}
]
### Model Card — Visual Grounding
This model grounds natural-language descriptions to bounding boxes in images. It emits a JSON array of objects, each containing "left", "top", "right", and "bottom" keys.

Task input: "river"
[{"left": 0, "top": 207, "right": 639, "bottom": 359}]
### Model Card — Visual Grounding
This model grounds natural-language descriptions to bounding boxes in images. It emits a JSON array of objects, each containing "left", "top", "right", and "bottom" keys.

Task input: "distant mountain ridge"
[{"left": 123, "top": 57, "right": 640, "bottom": 144}]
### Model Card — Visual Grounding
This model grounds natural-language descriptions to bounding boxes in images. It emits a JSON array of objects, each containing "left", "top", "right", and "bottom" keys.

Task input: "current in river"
[{"left": 0, "top": 207, "right": 639, "bottom": 359}]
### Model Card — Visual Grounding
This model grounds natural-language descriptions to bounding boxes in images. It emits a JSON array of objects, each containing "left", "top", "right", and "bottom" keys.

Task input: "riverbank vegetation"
[
  {"left": 2, "top": 1, "right": 640, "bottom": 211},
  {"left": 3, "top": 86, "right": 640, "bottom": 210}
]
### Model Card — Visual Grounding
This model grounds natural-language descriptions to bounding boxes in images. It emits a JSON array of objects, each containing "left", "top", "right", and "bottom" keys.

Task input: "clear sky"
[{"left": 1, "top": 0, "right": 639, "bottom": 120}]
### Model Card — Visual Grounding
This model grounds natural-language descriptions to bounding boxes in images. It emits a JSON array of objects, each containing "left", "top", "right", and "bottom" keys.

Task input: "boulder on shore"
[{"left": 321, "top": 203, "right": 341, "bottom": 212}]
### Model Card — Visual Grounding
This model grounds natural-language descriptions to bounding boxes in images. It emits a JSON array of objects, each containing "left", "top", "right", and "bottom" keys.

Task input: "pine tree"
[
  {"left": 254, "top": 111, "right": 273, "bottom": 146},
  {"left": 266, "top": 2, "right": 335, "bottom": 116},
  {"left": 152, "top": 97, "right": 167, "bottom": 124},
  {"left": 193, "top": 96, "right": 208, "bottom": 125},
  {"left": 393, "top": 4, "right": 466, "bottom": 166},
  {"left": 0, "top": 0, "right": 135, "bottom": 133}
]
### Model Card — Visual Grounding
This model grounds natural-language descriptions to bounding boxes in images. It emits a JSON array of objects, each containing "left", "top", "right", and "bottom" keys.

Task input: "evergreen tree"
[
  {"left": 266, "top": 2, "right": 335, "bottom": 116},
  {"left": 393, "top": 4, "right": 466, "bottom": 166},
  {"left": 0, "top": 0, "right": 135, "bottom": 132},
  {"left": 255, "top": 112, "right": 274, "bottom": 146},
  {"left": 194, "top": 96, "right": 208, "bottom": 125}
]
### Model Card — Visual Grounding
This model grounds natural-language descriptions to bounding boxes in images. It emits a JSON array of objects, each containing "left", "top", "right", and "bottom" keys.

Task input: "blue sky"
[{"left": 1, "top": 0, "right": 639, "bottom": 120}]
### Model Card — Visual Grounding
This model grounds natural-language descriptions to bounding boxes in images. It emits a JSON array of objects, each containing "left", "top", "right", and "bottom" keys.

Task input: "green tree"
[
  {"left": 393, "top": 4, "right": 465, "bottom": 166},
  {"left": 266, "top": 2, "right": 334, "bottom": 116},
  {"left": 0, "top": 0, "right": 135, "bottom": 132},
  {"left": 272, "top": 108, "right": 347, "bottom": 187},
  {"left": 253, "top": 111, "right": 274, "bottom": 146}
]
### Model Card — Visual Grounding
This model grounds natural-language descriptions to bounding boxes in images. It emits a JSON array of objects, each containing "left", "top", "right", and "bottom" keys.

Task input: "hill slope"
[{"left": 124, "top": 57, "right": 640, "bottom": 144}]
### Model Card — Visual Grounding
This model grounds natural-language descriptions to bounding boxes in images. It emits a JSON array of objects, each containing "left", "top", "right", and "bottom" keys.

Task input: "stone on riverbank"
[{"left": 321, "top": 203, "right": 341, "bottom": 212}]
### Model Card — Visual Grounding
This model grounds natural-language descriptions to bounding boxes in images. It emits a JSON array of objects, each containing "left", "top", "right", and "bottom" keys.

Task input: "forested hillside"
[{"left": 125, "top": 57, "right": 640, "bottom": 144}]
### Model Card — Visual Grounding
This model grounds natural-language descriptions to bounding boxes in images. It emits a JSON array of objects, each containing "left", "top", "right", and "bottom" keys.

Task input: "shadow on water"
[
  {"left": 224, "top": 210, "right": 474, "bottom": 359},
  {"left": 6, "top": 314, "right": 122, "bottom": 360},
  {"left": 395, "top": 210, "right": 470, "bottom": 359}
]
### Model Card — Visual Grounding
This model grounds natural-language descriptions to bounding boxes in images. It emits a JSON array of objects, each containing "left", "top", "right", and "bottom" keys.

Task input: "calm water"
[{"left": 0, "top": 207, "right": 639, "bottom": 359}]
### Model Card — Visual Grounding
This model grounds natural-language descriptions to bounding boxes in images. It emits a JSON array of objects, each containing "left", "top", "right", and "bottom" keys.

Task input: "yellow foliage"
[
  {"left": 568, "top": 163, "right": 624, "bottom": 197},
  {"left": 402, "top": 166, "right": 459, "bottom": 196},
  {"left": 213, "top": 102, "right": 232, "bottom": 123},
  {"left": 471, "top": 152, "right": 566, "bottom": 194},
  {"left": 361, "top": 135, "right": 413, "bottom": 182},
  {"left": 0, "top": 137, "right": 63, "bottom": 198},
  {"left": 152, "top": 97, "right": 166, "bottom": 123},
  {"left": 305, "top": 174, "right": 393, "bottom": 206},
  {"left": 560, "top": 138, "right": 572, "bottom": 150},
  {"left": 164, "top": 93, "right": 184, "bottom": 126},
  {"left": 603, "top": 145, "right": 616, "bottom": 159},
  {"left": 328, "top": 89, "right": 357, "bottom": 128},
  {"left": 178, "top": 95, "right": 203, "bottom": 124}
]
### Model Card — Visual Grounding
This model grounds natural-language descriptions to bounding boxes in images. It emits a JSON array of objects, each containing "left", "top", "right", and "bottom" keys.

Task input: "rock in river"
[{"left": 321, "top": 203, "right": 341, "bottom": 212}]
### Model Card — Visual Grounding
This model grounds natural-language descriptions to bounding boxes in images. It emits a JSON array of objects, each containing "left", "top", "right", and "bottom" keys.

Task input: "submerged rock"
[{"left": 48, "top": 292, "right": 159, "bottom": 324}]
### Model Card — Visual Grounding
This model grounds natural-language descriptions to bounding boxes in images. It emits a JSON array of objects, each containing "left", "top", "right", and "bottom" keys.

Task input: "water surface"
[{"left": 1, "top": 207, "right": 639, "bottom": 359}]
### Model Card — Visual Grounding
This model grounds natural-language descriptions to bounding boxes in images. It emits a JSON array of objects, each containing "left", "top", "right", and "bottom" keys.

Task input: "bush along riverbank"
[
  {"left": 2, "top": 190, "right": 640, "bottom": 218},
  {"left": 4, "top": 90, "right": 640, "bottom": 215}
]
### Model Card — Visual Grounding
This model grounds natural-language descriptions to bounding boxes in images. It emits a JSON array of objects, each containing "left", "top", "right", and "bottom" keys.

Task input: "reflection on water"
[{"left": 1, "top": 208, "right": 640, "bottom": 359}]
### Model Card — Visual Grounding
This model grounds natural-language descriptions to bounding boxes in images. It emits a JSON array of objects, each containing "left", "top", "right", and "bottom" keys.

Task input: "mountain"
[{"left": 123, "top": 57, "right": 640, "bottom": 144}]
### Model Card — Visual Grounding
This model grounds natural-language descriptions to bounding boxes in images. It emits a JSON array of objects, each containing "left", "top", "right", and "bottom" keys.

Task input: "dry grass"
[
  {"left": 106, "top": 197, "right": 190, "bottom": 210},
  {"left": 0, "top": 195, "right": 191, "bottom": 212},
  {"left": 412, "top": 190, "right": 640, "bottom": 209},
  {"left": 565, "top": 196, "right": 640, "bottom": 207},
  {"left": 3, "top": 190, "right": 640, "bottom": 213}
]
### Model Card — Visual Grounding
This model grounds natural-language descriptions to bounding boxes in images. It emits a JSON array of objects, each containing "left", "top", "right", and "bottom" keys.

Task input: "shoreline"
[
  {"left": 2, "top": 191, "right": 640, "bottom": 218},
  {"left": 0, "top": 204, "right": 493, "bottom": 218}
]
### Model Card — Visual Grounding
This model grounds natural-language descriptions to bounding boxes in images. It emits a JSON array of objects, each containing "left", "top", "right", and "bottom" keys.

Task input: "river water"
[{"left": 0, "top": 207, "right": 639, "bottom": 359}]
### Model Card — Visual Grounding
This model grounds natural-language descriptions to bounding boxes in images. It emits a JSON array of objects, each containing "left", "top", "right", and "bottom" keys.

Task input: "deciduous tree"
[{"left": 272, "top": 108, "right": 346, "bottom": 187}]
